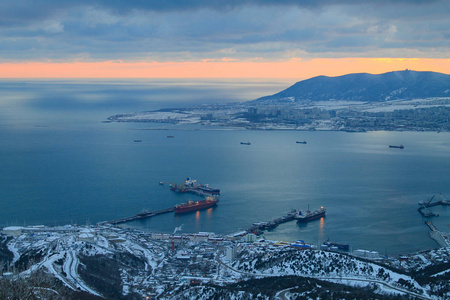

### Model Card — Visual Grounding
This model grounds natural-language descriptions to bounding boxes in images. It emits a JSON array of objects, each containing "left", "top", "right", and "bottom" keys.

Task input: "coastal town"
[
  {"left": 107, "top": 97, "right": 450, "bottom": 132},
  {"left": 1, "top": 219, "right": 449, "bottom": 299}
]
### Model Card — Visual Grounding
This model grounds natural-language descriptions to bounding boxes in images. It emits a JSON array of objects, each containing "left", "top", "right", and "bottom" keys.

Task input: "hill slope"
[{"left": 254, "top": 70, "right": 450, "bottom": 103}]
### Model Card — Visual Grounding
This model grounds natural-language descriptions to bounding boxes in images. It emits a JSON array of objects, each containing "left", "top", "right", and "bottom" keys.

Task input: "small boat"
[
  {"left": 296, "top": 141, "right": 307, "bottom": 144},
  {"left": 134, "top": 139, "right": 142, "bottom": 142},
  {"left": 167, "top": 135, "right": 175, "bottom": 138},
  {"left": 240, "top": 142, "right": 251, "bottom": 145},
  {"left": 389, "top": 145, "right": 404, "bottom": 149}
]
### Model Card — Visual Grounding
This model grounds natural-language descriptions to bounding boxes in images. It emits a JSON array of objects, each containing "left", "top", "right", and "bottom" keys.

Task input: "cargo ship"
[
  {"left": 295, "top": 206, "right": 326, "bottom": 222},
  {"left": 389, "top": 145, "right": 404, "bottom": 149},
  {"left": 174, "top": 196, "right": 218, "bottom": 213},
  {"left": 170, "top": 178, "right": 220, "bottom": 195}
]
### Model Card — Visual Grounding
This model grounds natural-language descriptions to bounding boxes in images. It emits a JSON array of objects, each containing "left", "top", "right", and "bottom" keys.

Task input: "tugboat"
[{"left": 295, "top": 206, "right": 326, "bottom": 222}]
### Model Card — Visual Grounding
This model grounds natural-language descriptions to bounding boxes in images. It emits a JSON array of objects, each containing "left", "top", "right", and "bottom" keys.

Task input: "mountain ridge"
[{"left": 254, "top": 70, "right": 450, "bottom": 103}]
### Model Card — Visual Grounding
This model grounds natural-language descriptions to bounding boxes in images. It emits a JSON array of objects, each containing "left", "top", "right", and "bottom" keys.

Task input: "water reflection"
[
  {"left": 318, "top": 217, "right": 325, "bottom": 243},
  {"left": 195, "top": 211, "right": 200, "bottom": 226}
]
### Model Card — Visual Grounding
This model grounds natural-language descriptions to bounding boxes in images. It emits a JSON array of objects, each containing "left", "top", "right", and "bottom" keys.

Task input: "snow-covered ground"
[
  {"left": 108, "top": 97, "right": 450, "bottom": 133},
  {"left": 1, "top": 225, "right": 449, "bottom": 299}
]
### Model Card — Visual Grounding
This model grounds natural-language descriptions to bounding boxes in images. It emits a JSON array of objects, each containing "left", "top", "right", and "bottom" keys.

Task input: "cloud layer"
[{"left": 0, "top": 0, "right": 449, "bottom": 62}]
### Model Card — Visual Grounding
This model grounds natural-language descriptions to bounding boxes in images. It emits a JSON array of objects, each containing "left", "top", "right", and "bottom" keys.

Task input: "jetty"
[
  {"left": 417, "top": 194, "right": 449, "bottom": 217},
  {"left": 100, "top": 179, "right": 221, "bottom": 226},
  {"left": 418, "top": 206, "right": 439, "bottom": 217},
  {"left": 247, "top": 209, "right": 299, "bottom": 233},
  {"left": 425, "top": 221, "right": 450, "bottom": 248},
  {"left": 162, "top": 178, "right": 221, "bottom": 197},
  {"left": 99, "top": 207, "right": 175, "bottom": 226}
]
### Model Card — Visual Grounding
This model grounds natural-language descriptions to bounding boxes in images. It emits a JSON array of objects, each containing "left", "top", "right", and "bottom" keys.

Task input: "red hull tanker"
[{"left": 174, "top": 197, "right": 218, "bottom": 213}]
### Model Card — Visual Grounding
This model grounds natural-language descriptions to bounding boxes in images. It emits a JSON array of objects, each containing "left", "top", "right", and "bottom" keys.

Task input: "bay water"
[{"left": 0, "top": 79, "right": 449, "bottom": 256}]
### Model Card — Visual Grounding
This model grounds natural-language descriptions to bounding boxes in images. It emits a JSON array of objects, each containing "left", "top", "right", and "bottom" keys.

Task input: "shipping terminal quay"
[
  {"left": 99, "top": 178, "right": 326, "bottom": 232},
  {"left": 98, "top": 178, "right": 450, "bottom": 250},
  {"left": 97, "top": 179, "right": 448, "bottom": 250}
]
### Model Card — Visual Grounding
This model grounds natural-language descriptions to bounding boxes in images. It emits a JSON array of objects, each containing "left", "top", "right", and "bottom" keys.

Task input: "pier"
[
  {"left": 417, "top": 194, "right": 449, "bottom": 218},
  {"left": 99, "top": 207, "right": 175, "bottom": 226},
  {"left": 100, "top": 179, "right": 221, "bottom": 226},
  {"left": 162, "top": 178, "right": 221, "bottom": 197},
  {"left": 418, "top": 206, "right": 439, "bottom": 217},
  {"left": 247, "top": 210, "right": 299, "bottom": 233},
  {"left": 425, "top": 221, "right": 450, "bottom": 248}
]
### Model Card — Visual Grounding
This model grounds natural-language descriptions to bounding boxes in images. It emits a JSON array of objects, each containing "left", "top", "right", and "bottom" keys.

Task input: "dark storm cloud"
[{"left": 0, "top": 0, "right": 448, "bottom": 61}]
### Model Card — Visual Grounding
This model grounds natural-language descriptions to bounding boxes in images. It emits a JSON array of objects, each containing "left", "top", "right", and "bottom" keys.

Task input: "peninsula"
[{"left": 108, "top": 70, "right": 450, "bottom": 132}]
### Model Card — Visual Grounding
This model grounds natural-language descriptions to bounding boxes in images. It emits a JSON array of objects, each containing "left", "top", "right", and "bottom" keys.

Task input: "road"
[{"left": 217, "top": 257, "right": 431, "bottom": 300}]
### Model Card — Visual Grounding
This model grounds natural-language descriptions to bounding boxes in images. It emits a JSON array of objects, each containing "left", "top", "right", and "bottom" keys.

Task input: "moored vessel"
[
  {"left": 295, "top": 206, "right": 326, "bottom": 222},
  {"left": 174, "top": 196, "right": 218, "bottom": 213},
  {"left": 170, "top": 178, "right": 220, "bottom": 195}
]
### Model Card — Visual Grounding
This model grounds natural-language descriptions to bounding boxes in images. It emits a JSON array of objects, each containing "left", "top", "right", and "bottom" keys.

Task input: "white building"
[
  {"left": 225, "top": 246, "right": 237, "bottom": 261},
  {"left": 79, "top": 233, "right": 95, "bottom": 243},
  {"left": 2, "top": 226, "right": 23, "bottom": 236},
  {"left": 151, "top": 233, "right": 171, "bottom": 240},
  {"left": 354, "top": 249, "right": 379, "bottom": 259},
  {"left": 245, "top": 233, "right": 257, "bottom": 243}
]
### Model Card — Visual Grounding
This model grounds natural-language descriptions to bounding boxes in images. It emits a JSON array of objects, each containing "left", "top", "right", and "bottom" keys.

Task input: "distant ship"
[
  {"left": 174, "top": 196, "right": 218, "bottom": 213},
  {"left": 240, "top": 142, "right": 251, "bottom": 145},
  {"left": 389, "top": 145, "right": 404, "bottom": 149},
  {"left": 167, "top": 135, "right": 175, "bottom": 138},
  {"left": 296, "top": 141, "right": 307, "bottom": 144},
  {"left": 134, "top": 139, "right": 142, "bottom": 142},
  {"left": 170, "top": 178, "right": 220, "bottom": 195},
  {"left": 295, "top": 206, "right": 326, "bottom": 222}
]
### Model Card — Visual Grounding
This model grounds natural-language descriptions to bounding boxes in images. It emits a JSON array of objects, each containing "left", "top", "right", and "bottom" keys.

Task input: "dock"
[
  {"left": 425, "top": 221, "right": 450, "bottom": 248},
  {"left": 163, "top": 178, "right": 221, "bottom": 197},
  {"left": 417, "top": 194, "right": 449, "bottom": 218},
  {"left": 418, "top": 206, "right": 439, "bottom": 217},
  {"left": 418, "top": 194, "right": 450, "bottom": 208},
  {"left": 419, "top": 199, "right": 450, "bottom": 208},
  {"left": 99, "top": 207, "right": 175, "bottom": 226},
  {"left": 247, "top": 210, "right": 299, "bottom": 233},
  {"left": 100, "top": 179, "right": 221, "bottom": 226}
]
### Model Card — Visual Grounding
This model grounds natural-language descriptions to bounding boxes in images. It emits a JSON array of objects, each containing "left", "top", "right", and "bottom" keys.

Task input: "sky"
[{"left": 0, "top": 0, "right": 449, "bottom": 79}]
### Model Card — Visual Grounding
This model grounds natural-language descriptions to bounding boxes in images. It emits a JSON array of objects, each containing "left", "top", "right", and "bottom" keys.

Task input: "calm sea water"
[{"left": 0, "top": 79, "right": 449, "bottom": 256}]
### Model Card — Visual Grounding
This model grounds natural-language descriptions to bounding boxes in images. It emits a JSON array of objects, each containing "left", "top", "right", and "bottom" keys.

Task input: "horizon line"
[{"left": 0, "top": 58, "right": 449, "bottom": 79}]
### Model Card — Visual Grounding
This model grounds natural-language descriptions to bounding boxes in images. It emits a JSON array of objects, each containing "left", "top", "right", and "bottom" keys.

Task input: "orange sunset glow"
[{"left": 1, "top": 58, "right": 448, "bottom": 79}]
